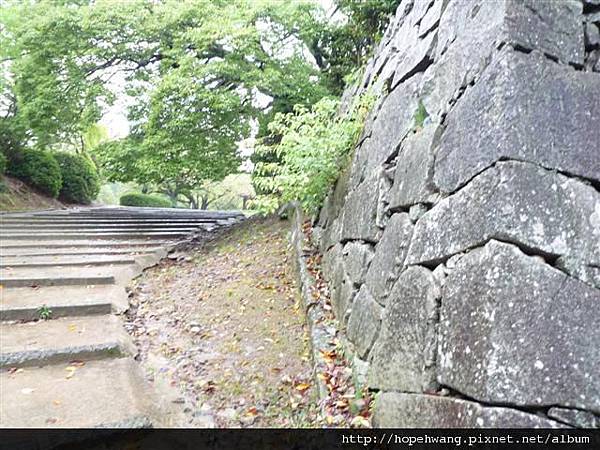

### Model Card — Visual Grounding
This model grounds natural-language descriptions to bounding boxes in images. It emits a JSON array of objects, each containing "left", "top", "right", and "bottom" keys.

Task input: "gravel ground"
[{"left": 125, "top": 216, "right": 320, "bottom": 427}]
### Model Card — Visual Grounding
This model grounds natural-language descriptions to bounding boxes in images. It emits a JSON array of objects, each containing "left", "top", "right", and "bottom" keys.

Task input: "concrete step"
[
  {"left": 19, "top": 211, "right": 240, "bottom": 219},
  {"left": 0, "top": 223, "right": 207, "bottom": 230},
  {"left": 0, "top": 239, "right": 176, "bottom": 250},
  {"left": 0, "top": 315, "right": 134, "bottom": 368},
  {"left": 1, "top": 231, "right": 192, "bottom": 240},
  {"left": 0, "top": 254, "right": 138, "bottom": 268},
  {"left": 1, "top": 218, "right": 222, "bottom": 225},
  {"left": 0, "top": 264, "right": 142, "bottom": 288},
  {"left": 0, "top": 357, "right": 154, "bottom": 427},
  {"left": 0, "top": 247, "right": 164, "bottom": 258},
  {"left": 0, "top": 285, "right": 128, "bottom": 321}
]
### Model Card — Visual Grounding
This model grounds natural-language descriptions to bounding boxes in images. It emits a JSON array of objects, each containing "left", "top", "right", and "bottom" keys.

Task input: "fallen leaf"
[
  {"left": 245, "top": 407, "right": 258, "bottom": 417},
  {"left": 65, "top": 366, "right": 77, "bottom": 379},
  {"left": 53, "top": 400, "right": 61, "bottom": 406},
  {"left": 295, "top": 383, "right": 311, "bottom": 392}
]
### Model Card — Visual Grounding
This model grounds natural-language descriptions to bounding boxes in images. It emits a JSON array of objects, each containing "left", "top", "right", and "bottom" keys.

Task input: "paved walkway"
[{"left": 0, "top": 206, "right": 242, "bottom": 427}]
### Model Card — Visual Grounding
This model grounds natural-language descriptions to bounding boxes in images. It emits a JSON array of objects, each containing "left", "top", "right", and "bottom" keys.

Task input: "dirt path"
[{"left": 126, "top": 217, "right": 321, "bottom": 427}]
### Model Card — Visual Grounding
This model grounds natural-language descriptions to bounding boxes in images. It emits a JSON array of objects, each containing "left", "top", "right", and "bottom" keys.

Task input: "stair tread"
[
  {"left": 0, "top": 315, "right": 134, "bottom": 367},
  {"left": 0, "top": 284, "right": 127, "bottom": 316},
  {"left": 0, "top": 357, "right": 153, "bottom": 427}
]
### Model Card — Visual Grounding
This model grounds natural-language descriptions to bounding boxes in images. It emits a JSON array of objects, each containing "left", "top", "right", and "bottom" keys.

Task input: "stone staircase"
[{"left": 0, "top": 206, "right": 243, "bottom": 427}]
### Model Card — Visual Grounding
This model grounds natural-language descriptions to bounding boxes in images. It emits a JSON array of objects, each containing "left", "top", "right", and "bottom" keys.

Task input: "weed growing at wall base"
[{"left": 253, "top": 94, "right": 375, "bottom": 215}]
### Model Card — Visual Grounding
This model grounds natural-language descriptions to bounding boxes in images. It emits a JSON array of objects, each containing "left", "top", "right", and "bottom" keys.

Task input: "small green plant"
[
  {"left": 120, "top": 192, "right": 172, "bottom": 208},
  {"left": 7, "top": 148, "right": 63, "bottom": 197},
  {"left": 37, "top": 304, "right": 52, "bottom": 320},
  {"left": 253, "top": 92, "right": 376, "bottom": 215},
  {"left": 414, "top": 100, "right": 429, "bottom": 130},
  {"left": 54, "top": 152, "right": 101, "bottom": 204}
]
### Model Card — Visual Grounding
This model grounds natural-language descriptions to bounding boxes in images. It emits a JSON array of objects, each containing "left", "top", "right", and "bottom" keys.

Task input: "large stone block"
[
  {"left": 438, "top": 240, "right": 600, "bottom": 413},
  {"left": 436, "top": 0, "right": 582, "bottom": 64},
  {"left": 368, "top": 266, "right": 439, "bottom": 393},
  {"left": 331, "top": 273, "right": 357, "bottom": 326},
  {"left": 547, "top": 407, "right": 600, "bottom": 429},
  {"left": 340, "top": 174, "right": 383, "bottom": 243},
  {"left": 342, "top": 242, "right": 374, "bottom": 287},
  {"left": 373, "top": 393, "right": 564, "bottom": 428},
  {"left": 364, "top": 213, "right": 413, "bottom": 305},
  {"left": 346, "top": 286, "right": 382, "bottom": 359},
  {"left": 389, "top": 124, "right": 441, "bottom": 209},
  {"left": 391, "top": 27, "right": 437, "bottom": 89},
  {"left": 406, "top": 161, "right": 600, "bottom": 286},
  {"left": 504, "top": 0, "right": 583, "bottom": 65},
  {"left": 434, "top": 50, "right": 600, "bottom": 193},
  {"left": 321, "top": 243, "right": 342, "bottom": 285},
  {"left": 419, "top": 0, "right": 446, "bottom": 38},
  {"left": 422, "top": 0, "right": 583, "bottom": 120},
  {"left": 355, "top": 75, "right": 422, "bottom": 181}
]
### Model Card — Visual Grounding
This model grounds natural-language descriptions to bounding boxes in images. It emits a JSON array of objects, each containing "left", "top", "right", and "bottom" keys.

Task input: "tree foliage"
[
  {"left": 1, "top": 0, "right": 330, "bottom": 182},
  {"left": 1, "top": 0, "right": 399, "bottom": 207},
  {"left": 253, "top": 93, "right": 374, "bottom": 214}
]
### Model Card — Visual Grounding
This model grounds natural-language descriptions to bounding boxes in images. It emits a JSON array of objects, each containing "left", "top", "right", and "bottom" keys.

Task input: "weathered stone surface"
[
  {"left": 587, "top": 48, "right": 600, "bottom": 72},
  {"left": 318, "top": 0, "right": 599, "bottom": 427},
  {"left": 321, "top": 243, "right": 342, "bottom": 284},
  {"left": 423, "top": 0, "right": 584, "bottom": 119},
  {"left": 436, "top": 0, "right": 582, "bottom": 64},
  {"left": 342, "top": 242, "right": 374, "bottom": 287},
  {"left": 346, "top": 286, "right": 382, "bottom": 359},
  {"left": 331, "top": 273, "right": 357, "bottom": 325},
  {"left": 389, "top": 124, "right": 441, "bottom": 209},
  {"left": 354, "top": 75, "right": 422, "bottom": 182},
  {"left": 434, "top": 50, "right": 600, "bottom": 193},
  {"left": 318, "top": 164, "right": 351, "bottom": 231},
  {"left": 548, "top": 407, "right": 600, "bottom": 429},
  {"left": 409, "top": 0, "right": 434, "bottom": 28},
  {"left": 408, "top": 203, "right": 428, "bottom": 223},
  {"left": 340, "top": 174, "right": 382, "bottom": 243},
  {"left": 407, "top": 161, "right": 600, "bottom": 286},
  {"left": 585, "top": 22, "right": 600, "bottom": 47},
  {"left": 438, "top": 240, "right": 600, "bottom": 412},
  {"left": 418, "top": 0, "right": 445, "bottom": 37},
  {"left": 504, "top": 0, "right": 583, "bottom": 65},
  {"left": 351, "top": 356, "right": 369, "bottom": 389},
  {"left": 368, "top": 266, "right": 439, "bottom": 392},
  {"left": 364, "top": 213, "right": 413, "bottom": 305},
  {"left": 372, "top": 53, "right": 399, "bottom": 95},
  {"left": 391, "top": 28, "right": 437, "bottom": 89},
  {"left": 374, "top": 393, "right": 565, "bottom": 428}
]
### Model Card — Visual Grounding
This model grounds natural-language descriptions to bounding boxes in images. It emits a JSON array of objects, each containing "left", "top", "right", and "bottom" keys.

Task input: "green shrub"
[
  {"left": 54, "top": 152, "right": 100, "bottom": 204},
  {"left": 252, "top": 93, "right": 375, "bottom": 214},
  {"left": 0, "top": 152, "right": 7, "bottom": 175},
  {"left": 8, "top": 148, "right": 62, "bottom": 197},
  {"left": 120, "top": 192, "right": 171, "bottom": 208}
]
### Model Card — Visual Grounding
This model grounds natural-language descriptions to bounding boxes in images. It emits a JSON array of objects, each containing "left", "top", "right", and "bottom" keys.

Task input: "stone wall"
[{"left": 313, "top": 0, "right": 600, "bottom": 428}]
